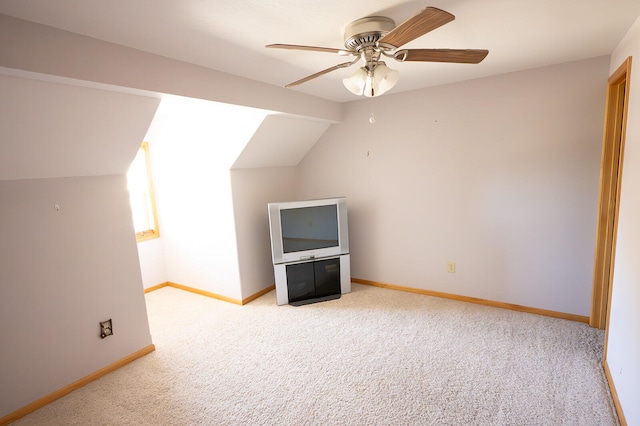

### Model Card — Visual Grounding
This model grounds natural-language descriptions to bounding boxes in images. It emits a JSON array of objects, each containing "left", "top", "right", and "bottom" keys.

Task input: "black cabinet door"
[
  {"left": 286, "top": 262, "right": 315, "bottom": 303},
  {"left": 313, "top": 258, "right": 341, "bottom": 298}
]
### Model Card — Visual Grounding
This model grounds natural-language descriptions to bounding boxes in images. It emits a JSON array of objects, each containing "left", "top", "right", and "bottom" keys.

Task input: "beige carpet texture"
[{"left": 13, "top": 284, "right": 618, "bottom": 425}]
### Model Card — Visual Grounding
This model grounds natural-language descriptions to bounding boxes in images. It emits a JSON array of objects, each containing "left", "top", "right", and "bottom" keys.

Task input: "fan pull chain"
[{"left": 369, "top": 97, "right": 376, "bottom": 124}]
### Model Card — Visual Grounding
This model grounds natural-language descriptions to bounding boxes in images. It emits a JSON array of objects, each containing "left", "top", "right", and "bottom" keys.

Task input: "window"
[{"left": 127, "top": 142, "right": 159, "bottom": 242}]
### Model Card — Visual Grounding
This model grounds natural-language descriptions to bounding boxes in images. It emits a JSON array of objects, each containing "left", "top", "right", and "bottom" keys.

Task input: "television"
[{"left": 268, "top": 197, "right": 349, "bottom": 265}]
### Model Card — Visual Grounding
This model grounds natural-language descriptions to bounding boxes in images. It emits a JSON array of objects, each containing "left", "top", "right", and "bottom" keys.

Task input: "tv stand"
[
  {"left": 289, "top": 293, "right": 341, "bottom": 307},
  {"left": 273, "top": 254, "right": 350, "bottom": 306}
]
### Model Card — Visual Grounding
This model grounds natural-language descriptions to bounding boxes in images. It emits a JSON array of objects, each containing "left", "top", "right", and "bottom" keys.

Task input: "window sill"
[{"left": 136, "top": 230, "right": 160, "bottom": 243}]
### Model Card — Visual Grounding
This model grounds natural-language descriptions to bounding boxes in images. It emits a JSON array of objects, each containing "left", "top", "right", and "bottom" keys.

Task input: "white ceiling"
[
  {"left": 232, "top": 115, "right": 331, "bottom": 169},
  {"left": 0, "top": 0, "right": 638, "bottom": 103}
]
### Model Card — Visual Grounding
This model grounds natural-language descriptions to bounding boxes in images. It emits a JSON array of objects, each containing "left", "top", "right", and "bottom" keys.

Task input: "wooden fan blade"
[
  {"left": 379, "top": 7, "right": 455, "bottom": 49},
  {"left": 266, "top": 44, "right": 353, "bottom": 56},
  {"left": 284, "top": 60, "right": 358, "bottom": 88},
  {"left": 395, "top": 48, "right": 489, "bottom": 64}
]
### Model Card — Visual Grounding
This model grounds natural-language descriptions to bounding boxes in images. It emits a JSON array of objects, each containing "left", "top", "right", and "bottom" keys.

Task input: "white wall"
[
  {"left": 136, "top": 238, "right": 166, "bottom": 289},
  {"left": 0, "top": 176, "right": 152, "bottom": 418},
  {"left": 606, "top": 15, "right": 640, "bottom": 425},
  {"left": 230, "top": 167, "right": 298, "bottom": 299},
  {"left": 0, "top": 73, "right": 160, "bottom": 180},
  {"left": 143, "top": 97, "right": 267, "bottom": 299},
  {"left": 0, "top": 73, "right": 158, "bottom": 419},
  {"left": 296, "top": 56, "right": 610, "bottom": 316}
]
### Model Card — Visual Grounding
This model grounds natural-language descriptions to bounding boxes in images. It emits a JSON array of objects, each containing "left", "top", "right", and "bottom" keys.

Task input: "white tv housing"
[{"left": 267, "top": 197, "right": 351, "bottom": 305}]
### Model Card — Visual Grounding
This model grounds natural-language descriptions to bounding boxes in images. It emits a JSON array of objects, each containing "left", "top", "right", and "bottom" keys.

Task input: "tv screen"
[{"left": 280, "top": 205, "right": 339, "bottom": 253}]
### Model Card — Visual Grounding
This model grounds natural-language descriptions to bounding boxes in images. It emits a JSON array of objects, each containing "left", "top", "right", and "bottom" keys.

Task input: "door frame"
[{"left": 590, "top": 57, "right": 632, "bottom": 330}]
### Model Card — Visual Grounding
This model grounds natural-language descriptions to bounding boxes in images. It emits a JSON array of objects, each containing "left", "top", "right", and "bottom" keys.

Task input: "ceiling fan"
[{"left": 266, "top": 6, "right": 488, "bottom": 97}]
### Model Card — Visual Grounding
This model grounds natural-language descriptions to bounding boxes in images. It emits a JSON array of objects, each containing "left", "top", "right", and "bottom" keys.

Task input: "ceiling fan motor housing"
[{"left": 343, "top": 16, "right": 395, "bottom": 51}]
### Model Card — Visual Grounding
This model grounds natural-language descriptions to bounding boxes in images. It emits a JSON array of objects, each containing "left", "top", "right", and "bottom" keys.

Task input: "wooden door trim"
[{"left": 590, "top": 56, "right": 632, "bottom": 330}]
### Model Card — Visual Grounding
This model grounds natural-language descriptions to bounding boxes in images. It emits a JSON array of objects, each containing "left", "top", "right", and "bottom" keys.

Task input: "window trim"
[{"left": 132, "top": 141, "right": 160, "bottom": 242}]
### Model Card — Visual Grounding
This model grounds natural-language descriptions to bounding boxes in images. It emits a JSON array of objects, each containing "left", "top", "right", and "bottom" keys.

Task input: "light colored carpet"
[{"left": 13, "top": 284, "right": 618, "bottom": 425}]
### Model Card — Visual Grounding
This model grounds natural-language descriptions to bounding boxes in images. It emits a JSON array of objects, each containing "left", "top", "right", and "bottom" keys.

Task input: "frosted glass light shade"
[
  {"left": 344, "top": 63, "right": 399, "bottom": 97},
  {"left": 374, "top": 63, "right": 399, "bottom": 95},
  {"left": 343, "top": 67, "right": 368, "bottom": 95}
]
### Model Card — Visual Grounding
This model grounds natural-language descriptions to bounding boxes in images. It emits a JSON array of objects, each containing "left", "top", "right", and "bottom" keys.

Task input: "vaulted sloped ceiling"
[
  {"left": 1, "top": 0, "right": 639, "bottom": 102},
  {"left": 0, "top": 74, "right": 160, "bottom": 181},
  {"left": 232, "top": 114, "right": 331, "bottom": 169}
]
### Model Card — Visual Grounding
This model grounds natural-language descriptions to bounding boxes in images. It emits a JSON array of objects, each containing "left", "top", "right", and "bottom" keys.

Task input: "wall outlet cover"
[
  {"left": 447, "top": 262, "right": 456, "bottom": 273},
  {"left": 100, "top": 319, "right": 113, "bottom": 339}
]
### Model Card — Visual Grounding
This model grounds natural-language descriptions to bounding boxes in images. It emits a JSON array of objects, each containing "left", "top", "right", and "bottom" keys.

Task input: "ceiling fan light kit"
[
  {"left": 343, "top": 62, "right": 399, "bottom": 97},
  {"left": 266, "top": 6, "right": 488, "bottom": 98}
]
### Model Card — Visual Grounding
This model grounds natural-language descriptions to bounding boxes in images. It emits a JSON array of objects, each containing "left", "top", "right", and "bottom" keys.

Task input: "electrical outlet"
[
  {"left": 100, "top": 319, "right": 113, "bottom": 339},
  {"left": 447, "top": 262, "right": 456, "bottom": 273}
]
